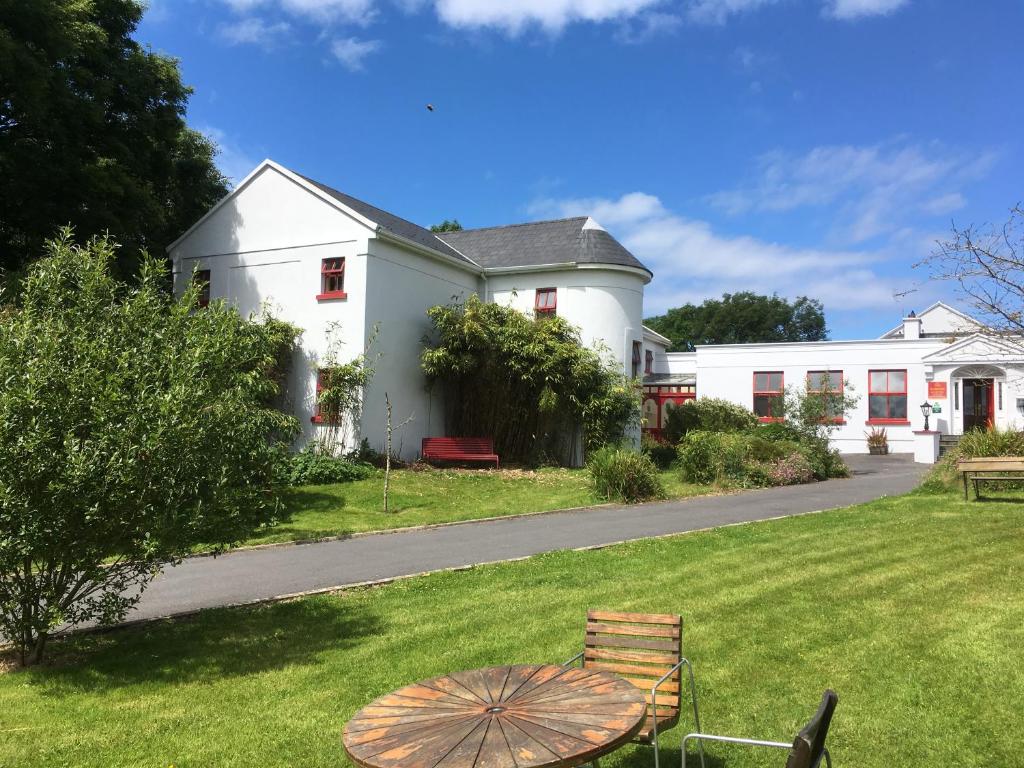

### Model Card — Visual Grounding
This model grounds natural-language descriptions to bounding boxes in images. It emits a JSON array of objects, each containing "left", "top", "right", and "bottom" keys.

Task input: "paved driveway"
[{"left": 123, "top": 454, "right": 926, "bottom": 624}]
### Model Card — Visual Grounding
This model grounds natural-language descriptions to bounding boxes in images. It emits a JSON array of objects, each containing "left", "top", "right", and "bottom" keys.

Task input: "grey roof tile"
[
  {"left": 436, "top": 218, "right": 652, "bottom": 275},
  {"left": 299, "top": 174, "right": 476, "bottom": 267}
]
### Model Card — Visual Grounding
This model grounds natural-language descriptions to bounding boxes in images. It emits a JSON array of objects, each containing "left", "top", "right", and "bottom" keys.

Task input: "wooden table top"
[{"left": 343, "top": 664, "right": 648, "bottom": 768}]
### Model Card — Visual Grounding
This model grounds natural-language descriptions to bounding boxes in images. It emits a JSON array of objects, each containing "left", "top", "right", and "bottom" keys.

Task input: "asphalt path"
[{"left": 122, "top": 454, "right": 927, "bottom": 624}]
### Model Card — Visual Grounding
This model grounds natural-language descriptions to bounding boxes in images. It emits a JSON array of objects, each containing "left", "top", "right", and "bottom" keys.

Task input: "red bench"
[{"left": 421, "top": 437, "right": 500, "bottom": 468}]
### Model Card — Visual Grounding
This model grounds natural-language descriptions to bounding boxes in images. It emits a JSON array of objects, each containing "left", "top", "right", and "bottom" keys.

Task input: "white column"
[{"left": 912, "top": 430, "right": 940, "bottom": 464}]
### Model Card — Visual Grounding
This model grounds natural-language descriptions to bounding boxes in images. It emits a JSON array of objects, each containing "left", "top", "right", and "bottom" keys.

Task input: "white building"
[
  {"left": 642, "top": 302, "right": 1024, "bottom": 457},
  {"left": 168, "top": 160, "right": 655, "bottom": 462}
]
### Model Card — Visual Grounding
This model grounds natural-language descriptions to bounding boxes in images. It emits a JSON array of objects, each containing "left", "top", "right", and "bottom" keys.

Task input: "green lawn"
[
  {"left": 3, "top": 487, "right": 1023, "bottom": 767},
  {"left": 243, "top": 467, "right": 705, "bottom": 546}
]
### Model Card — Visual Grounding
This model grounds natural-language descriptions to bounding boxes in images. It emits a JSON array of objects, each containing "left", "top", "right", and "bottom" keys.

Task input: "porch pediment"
[{"left": 922, "top": 333, "right": 1024, "bottom": 365}]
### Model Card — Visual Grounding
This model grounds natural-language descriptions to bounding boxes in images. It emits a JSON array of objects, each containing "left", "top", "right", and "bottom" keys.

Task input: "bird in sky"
[{"left": 426, "top": 104, "right": 434, "bottom": 112}]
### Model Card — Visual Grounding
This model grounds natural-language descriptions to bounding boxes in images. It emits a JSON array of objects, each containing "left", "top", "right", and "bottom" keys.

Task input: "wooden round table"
[{"left": 343, "top": 664, "right": 648, "bottom": 768}]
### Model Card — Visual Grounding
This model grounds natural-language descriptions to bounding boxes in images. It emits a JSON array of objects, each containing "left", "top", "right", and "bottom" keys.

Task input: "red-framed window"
[
  {"left": 868, "top": 370, "right": 908, "bottom": 423},
  {"left": 807, "top": 370, "right": 845, "bottom": 423},
  {"left": 535, "top": 287, "right": 557, "bottom": 315},
  {"left": 318, "top": 258, "right": 346, "bottom": 300},
  {"left": 753, "top": 371, "right": 785, "bottom": 422},
  {"left": 645, "top": 350, "right": 654, "bottom": 374},
  {"left": 631, "top": 341, "right": 643, "bottom": 378},
  {"left": 193, "top": 269, "right": 211, "bottom": 308},
  {"left": 311, "top": 369, "right": 339, "bottom": 424}
]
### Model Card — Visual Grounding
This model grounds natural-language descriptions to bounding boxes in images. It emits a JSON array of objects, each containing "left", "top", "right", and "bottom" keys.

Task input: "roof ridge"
[{"left": 444, "top": 216, "right": 589, "bottom": 235}]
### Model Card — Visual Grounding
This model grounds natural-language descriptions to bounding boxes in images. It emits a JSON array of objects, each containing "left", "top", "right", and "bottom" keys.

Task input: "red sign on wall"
[{"left": 928, "top": 381, "right": 947, "bottom": 399}]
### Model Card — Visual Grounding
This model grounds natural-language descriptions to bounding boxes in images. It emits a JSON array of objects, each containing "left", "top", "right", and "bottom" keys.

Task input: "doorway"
[{"left": 962, "top": 378, "right": 994, "bottom": 431}]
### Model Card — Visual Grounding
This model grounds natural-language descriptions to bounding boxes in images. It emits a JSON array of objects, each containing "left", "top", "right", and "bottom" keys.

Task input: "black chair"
[{"left": 682, "top": 689, "right": 837, "bottom": 768}]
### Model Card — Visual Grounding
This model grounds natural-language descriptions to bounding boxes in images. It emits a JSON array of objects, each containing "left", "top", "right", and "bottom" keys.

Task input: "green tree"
[
  {"left": 645, "top": 292, "right": 828, "bottom": 352},
  {"left": 0, "top": 232, "right": 299, "bottom": 665},
  {"left": 422, "top": 295, "right": 638, "bottom": 465},
  {"left": 0, "top": 0, "right": 228, "bottom": 276},
  {"left": 430, "top": 219, "right": 463, "bottom": 232}
]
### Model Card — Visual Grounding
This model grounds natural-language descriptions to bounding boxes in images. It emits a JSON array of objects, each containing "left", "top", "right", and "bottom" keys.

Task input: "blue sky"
[{"left": 140, "top": 0, "right": 1021, "bottom": 338}]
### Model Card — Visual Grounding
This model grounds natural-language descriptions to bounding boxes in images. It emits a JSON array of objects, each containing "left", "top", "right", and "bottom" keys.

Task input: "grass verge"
[
  {"left": 3, "top": 486, "right": 1021, "bottom": 767},
  {"left": 243, "top": 467, "right": 707, "bottom": 546}
]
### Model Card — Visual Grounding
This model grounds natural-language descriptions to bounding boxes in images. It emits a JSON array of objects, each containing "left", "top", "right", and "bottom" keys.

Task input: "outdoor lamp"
[{"left": 920, "top": 401, "right": 933, "bottom": 431}]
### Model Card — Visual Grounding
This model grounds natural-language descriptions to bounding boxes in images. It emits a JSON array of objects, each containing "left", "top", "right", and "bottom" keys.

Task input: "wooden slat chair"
[
  {"left": 682, "top": 689, "right": 838, "bottom": 768},
  {"left": 564, "top": 610, "right": 704, "bottom": 768}
]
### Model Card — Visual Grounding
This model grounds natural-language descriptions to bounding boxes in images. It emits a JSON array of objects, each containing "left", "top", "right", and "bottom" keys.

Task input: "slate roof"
[
  {"left": 299, "top": 174, "right": 477, "bottom": 267},
  {"left": 436, "top": 217, "right": 652, "bottom": 276}
]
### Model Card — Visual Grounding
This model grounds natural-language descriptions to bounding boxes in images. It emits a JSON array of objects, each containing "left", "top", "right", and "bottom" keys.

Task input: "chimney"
[{"left": 902, "top": 310, "right": 922, "bottom": 340}]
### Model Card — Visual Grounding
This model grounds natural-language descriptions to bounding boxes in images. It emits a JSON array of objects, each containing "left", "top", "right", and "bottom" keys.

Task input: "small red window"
[
  {"left": 753, "top": 371, "right": 785, "bottom": 422},
  {"left": 535, "top": 287, "right": 556, "bottom": 314},
  {"left": 645, "top": 350, "right": 654, "bottom": 375},
  {"left": 193, "top": 269, "right": 211, "bottom": 308},
  {"left": 311, "top": 369, "right": 339, "bottom": 424},
  {"left": 631, "top": 341, "right": 643, "bottom": 378},
  {"left": 318, "top": 258, "right": 346, "bottom": 300},
  {"left": 808, "top": 370, "right": 845, "bottom": 423}
]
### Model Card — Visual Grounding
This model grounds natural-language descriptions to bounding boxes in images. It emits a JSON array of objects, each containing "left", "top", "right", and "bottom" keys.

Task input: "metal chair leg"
[{"left": 681, "top": 660, "right": 706, "bottom": 768}]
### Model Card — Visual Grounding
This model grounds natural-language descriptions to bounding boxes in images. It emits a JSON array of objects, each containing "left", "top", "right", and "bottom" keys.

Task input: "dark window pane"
[
  {"left": 869, "top": 395, "right": 888, "bottom": 419},
  {"left": 889, "top": 396, "right": 907, "bottom": 419}
]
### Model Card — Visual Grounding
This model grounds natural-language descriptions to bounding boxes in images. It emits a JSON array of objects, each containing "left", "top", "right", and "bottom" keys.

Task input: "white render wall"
[
  {"left": 170, "top": 164, "right": 376, "bottom": 452},
  {"left": 695, "top": 339, "right": 949, "bottom": 454},
  {"left": 360, "top": 238, "right": 482, "bottom": 458},
  {"left": 486, "top": 266, "right": 648, "bottom": 374}
]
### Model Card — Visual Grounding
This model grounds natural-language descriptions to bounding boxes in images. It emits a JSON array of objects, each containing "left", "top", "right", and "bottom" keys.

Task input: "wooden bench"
[
  {"left": 421, "top": 437, "right": 499, "bottom": 468},
  {"left": 957, "top": 456, "right": 1024, "bottom": 499}
]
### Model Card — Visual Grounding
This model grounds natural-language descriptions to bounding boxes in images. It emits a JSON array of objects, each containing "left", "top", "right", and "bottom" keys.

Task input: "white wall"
[
  {"left": 360, "top": 238, "right": 482, "bottom": 460},
  {"left": 660, "top": 352, "right": 697, "bottom": 377},
  {"left": 486, "top": 266, "right": 647, "bottom": 374},
  {"left": 170, "top": 164, "right": 376, "bottom": 451},
  {"left": 695, "top": 339, "right": 948, "bottom": 454}
]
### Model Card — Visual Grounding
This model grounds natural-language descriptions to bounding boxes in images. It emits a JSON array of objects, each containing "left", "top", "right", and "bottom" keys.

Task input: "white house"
[
  {"left": 642, "top": 302, "right": 1024, "bottom": 458},
  {"left": 168, "top": 159, "right": 656, "bottom": 462}
]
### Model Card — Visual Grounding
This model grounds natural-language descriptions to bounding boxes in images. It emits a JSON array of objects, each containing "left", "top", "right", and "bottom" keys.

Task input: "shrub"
[
  {"left": 677, "top": 431, "right": 750, "bottom": 485},
  {"left": 588, "top": 446, "right": 666, "bottom": 502},
  {"left": 956, "top": 427, "right": 1024, "bottom": 459},
  {"left": 662, "top": 398, "right": 758, "bottom": 443},
  {"left": 746, "top": 436, "right": 801, "bottom": 463},
  {"left": 289, "top": 448, "right": 374, "bottom": 486},
  {"left": 800, "top": 437, "right": 850, "bottom": 480},
  {"left": 641, "top": 432, "right": 677, "bottom": 469},
  {"left": 752, "top": 421, "right": 805, "bottom": 443},
  {"left": 763, "top": 452, "right": 815, "bottom": 485}
]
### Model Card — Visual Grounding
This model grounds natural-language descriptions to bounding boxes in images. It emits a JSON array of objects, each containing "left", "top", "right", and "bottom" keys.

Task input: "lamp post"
[{"left": 920, "top": 401, "right": 933, "bottom": 431}]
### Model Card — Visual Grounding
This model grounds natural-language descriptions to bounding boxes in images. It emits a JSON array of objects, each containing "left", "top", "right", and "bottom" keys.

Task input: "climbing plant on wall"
[{"left": 421, "top": 295, "right": 639, "bottom": 465}]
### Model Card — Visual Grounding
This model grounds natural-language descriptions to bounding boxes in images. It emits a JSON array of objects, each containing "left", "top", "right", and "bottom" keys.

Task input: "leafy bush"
[
  {"left": 800, "top": 438, "right": 850, "bottom": 480},
  {"left": 422, "top": 295, "right": 639, "bottom": 465},
  {"left": 662, "top": 398, "right": 758, "bottom": 443},
  {"left": 588, "top": 446, "right": 666, "bottom": 502},
  {"left": 641, "top": 432, "right": 677, "bottom": 469},
  {"left": 289, "top": 448, "right": 374, "bottom": 486},
  {"left": 752, "top": 421, "right": 805, "bottom": 443},
  {"left": 345, "top": 438, "right": 390, "bottom": 469},
  {"left": 677, "top": 431, "right": 751, "bottom": 485},
  {"left": 955, "top": 427, "right": 1024, "bottom": 459},
  {"left": 0, "top": 234, "right": 299, "bottom": 665},
  {"left": 763, "top": 452, "right": 815, "bottom": 485},
  {"left": 746, "top": 436, "right": 801, "bottom": 463}
]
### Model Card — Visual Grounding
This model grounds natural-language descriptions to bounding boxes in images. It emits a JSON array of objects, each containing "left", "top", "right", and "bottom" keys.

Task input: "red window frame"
[
  {"left": 867, "top": 369, "right": 909, "bottom": 424},
  {"left": 318, "top": 258, "right": 347, "bottom": 300},
  {"left": 753, "top": 371, "right": 785, "bottom": 422},
  {"left": 631, "top": 341, "right": 643, "bottom": 378},
  {"left": 311, "top": 369, "right": 340, "bottom": 424},
  {"left": 535, "top": 287, "right": 557, "bottom": 314},
  {"left": 193, "top": 269, "right": 211, "bottom": 308},
  {"left": 807, "top": 370, "right": 845, "bottom": 424},
  {"left": 645, "top": 350, "right": 654, "bottom": 374}
]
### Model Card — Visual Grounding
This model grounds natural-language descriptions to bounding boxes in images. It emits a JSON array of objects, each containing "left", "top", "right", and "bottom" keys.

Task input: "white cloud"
[
  {"left": 330, "top": 36, "right": 382, "bottom": 70},
  {"left": 825, "top": 0, "right": 909, "bottom": 20},
  {"left": 707, "top": 140, "right": 995, "bottom": 244},
  {"left": 201, "top": 126, "right": 259, "bottom": 188},
  {"left": 529, "top": 192, "right": 903, "bottom": 312},
  {"left": 685, "top": 0, "right": 910, "bottom": 24},
  {"left": 431, "top": 0, "right": 666, "bottom": 34},
  {"left": 219, "top": 17, "right": 292, "bottom": 45},
  {"left": 218, "top": 0, "right": 375, "bottom": 24}
]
